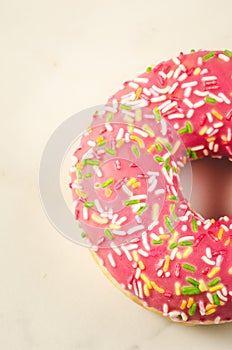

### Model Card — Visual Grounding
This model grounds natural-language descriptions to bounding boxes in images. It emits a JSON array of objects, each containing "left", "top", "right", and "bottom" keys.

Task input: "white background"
[{"left": 1, "top": 0, "right": 232, "bottom": 349}]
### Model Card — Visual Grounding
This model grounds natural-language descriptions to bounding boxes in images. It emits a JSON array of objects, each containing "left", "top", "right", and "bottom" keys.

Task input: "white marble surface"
[{"left": 1, "top": 0, "right": 232, "bottom": 349}]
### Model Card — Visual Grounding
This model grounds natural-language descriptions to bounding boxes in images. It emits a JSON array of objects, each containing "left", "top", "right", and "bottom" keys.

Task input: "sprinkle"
[
  {"left": 199, "top": 280, "right": 208, "bottom": 292},
  {"left": 201, "top": 256, "right": 215, "bottom": 266},
  {"left": 134, "top": 128, "right": 148, "bottom": 138},
  {"left": 193, "top": 67, "right": 201, "bottom": 75},
  {"left": 224, "top": 49, "right": 232, "bottom": 57},
  {"left": 134, "top": 77, "right": 149, "bottom": 84},
  {"left": 181, "top": 287, "right": 201, "bottom": 295},
  {"left": 140, "top": 273, "right": 152, "bottom": 288},
  {"left": 102, "top": 178, "right": 114, "bottom": 188},
  {"left": 132, "top": 145, "right": 140, "bottom": 157},
  {"left": 83, "top": 207, "right": 88, "bottom": 220},
  {"left": 228, "top": 267, "right": 232, "bottom": 275},
  {"left": 107, "top": 253, "right": 116, "bottom": 267},
  {"left": 151, "top": 281, "right": 165, "bottom": 294},
  {"left": 189, "top": 303, "right": 197, "bottom": 316},
  {"left": 182, "top": 263, "right": 197, "bottom": 272},
  {"left": 84, "top": 201, "right": 94, "bottom": 208},
  {"left": 124, "top": 199, "right": 140, "bottom": 206},
  {"left": 151, "top": 95, "right": 167, "bottom": 103},
  {"left": 205, "top": 97, "right": 217, "bottom": 104},
  {"left": 152, "top": 84, "right": 170, "bottom": 94},
  {"left": 169, "top": 82, "right": 179, "bottom": 94},
  {"left": 214, "top": 316, "right": 221, "bottom": 324},
  {"left": 130, "top": 134, "right": 144, "bottom": 148},
  {"left": 84, "top": 159, "right": 100, "bottom": 166},
  {"left": 209, "top": 283, "right": 223, "bottom": 293},
  {"left": 142, "top": 231, "right": 150, "bottom": 251},
  {"left": 183, "top": 247, "right": 193, "bottom": 259},
  {"left": 127, "top": 225, "right": 144, "bottom": 235},
  {"left": 202, "top": 52, "right": 215, "bottom": 61},
  {"left": 105, "top": 148, "right": 116, "bottom": 155},
  {"left": 191, "top": 218, "right": 198, "bottom": 232},
  {"left": 202, "top": 75, "right": 217, "bottom": 82},
  {"left": 180, "top": 300, "right": 187, "bottom": 310},
  {"left": 91, "top": 213, "right": 108, "bottom": 224},
  {"left": 110, "top": 243, "right": 122, "bottom": 256},
  {"left": 217, "top": 228, "right": 224, "bottom": 240},
  {"left": 218, "top": 53, "right": 230, "bottom": 62}
]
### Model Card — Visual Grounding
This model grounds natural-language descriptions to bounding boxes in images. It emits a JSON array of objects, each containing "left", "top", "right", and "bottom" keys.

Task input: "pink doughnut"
[{"left": 70, "top": 50, "right": 232, "bottom": 325}]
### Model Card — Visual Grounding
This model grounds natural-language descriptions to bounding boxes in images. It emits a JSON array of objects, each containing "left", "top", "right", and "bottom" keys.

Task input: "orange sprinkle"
[
  {"left": 147, "top": 145, "right": 155, "bottom": 153},
  {"left": 221, "top": 135, "right": 228, "bottom": 142},
  {"left": 206, "top": 304, "right": 217, "bottom": 311},
  {"left": 217, "top": 228, "right": 224, "bottom": 240},
  {"left": 187, "top": 297, "right": 194, "bottom": 308},
  {"left": 207, "top": 267, "right": 220, "bottom": 279},
  {"left": 151, "top": 281, "right": 165, "bottom": 294},
  {"left": 159, "top": 234, "right": 170, "bottom": 240},
  {"left": 180, "top": 300, "right": 187, "bottom": 310},
  {"left": 163, "top": 255, "right": 170, "bottom": 273},
  {"left": 105, "top": 188, "right": 112, "bottom": 198},
  {"left": 205, "top": 308, "right": 216, "bottom": 315},
  {"left": 207, "top": 137, "right": 216, "bottom": 142},
  {"left": 209, "top": 283, "right": 223, "bottom": 293},
  {"left": 212, "top": 109, "right": 224, "bottom": 120}
]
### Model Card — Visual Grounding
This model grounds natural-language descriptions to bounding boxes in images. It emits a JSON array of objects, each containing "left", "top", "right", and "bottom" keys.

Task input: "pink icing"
[{"left": 70, "top": 50, "right": 232, "bottom": 324}]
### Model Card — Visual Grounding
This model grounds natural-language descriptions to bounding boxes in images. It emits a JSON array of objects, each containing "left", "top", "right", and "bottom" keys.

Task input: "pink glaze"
[{"left": 70, "top": 50, "right": 232, "bottom": 324}]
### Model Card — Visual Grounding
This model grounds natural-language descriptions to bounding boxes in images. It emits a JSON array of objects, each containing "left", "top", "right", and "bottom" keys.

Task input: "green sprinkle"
[
  {"left": 164, "top": 164, "right": 171, "bottom": 172},
  {"left": 208, "top": 277, "right": 221, "bottom": 287},
  {"left": 76, "top": 168, "right": 82, "bottom": 179},
  {"left": 154, "top": 107, "right": 161, "bottom": 122},
  {"left": 180, "top": 241, "right": 193, "bottom": 246},
  {"left": 165, "top": 220, "right": 175, "bottom": 233},
  {"left": 205, "top": 97, "right": 217, "bottom": 104},
  {"left": 85, "top": 159, "right": 100, "bottom": 166},
  {"left": 155, "top": 155, "right": 164, "bottom": 162},
  {"left": 155, "top": 143, "right": 162, "bottom": 152},
  {"left": 104, "top": 229, "right": 113, "bottom": 240},
  {"left": 128, "top": 124, "right": 134, "bottom": 133},
  {"left": 105, "top": 148, "right": 116, "bottom": 155},
  {"left": 135, "top": 108, "right": 142, "bottom": 122},
  {"left": 165, "top": 143, "right": 173, "bottom": 151},
  {"left": 98, "top": 140, "right": 107, "bottom": 147},
  {"left": 124, "top": 199, "right": 140, "bottom": 206},
  {"left": 190, "top": 49, "right": 196, "bottom": 53},
  {"left": 132, "top": 145, "right": 140, "bottom": 157},
  {"left": 213, "top": 293, "right": 220, "bottom": 305},
  {"left": 168, "top": 195, "right": 179, "bottom": 201},
  {"left": 84, "top": 201, "right": 94, "bottom": 208},
  {"left": 186, "top": 277, "right": 199, "bottom": 287},
  {"left": 169, "top": 243, "right": 178, "bottom": 249},
  {"left": 137, "top": 204, "right": 148, "bottom": 215},
  {"left": 81, "top": 232, "right": 86, "bottom": 239},
  {"left": 224, "top": 49, "right": 232, "bottom": 58},
  {"left": 120, "top": 104, "right": 131, "bottom": 110},
  {"left": 146, "top": 66, "right": 152, "bottom": 72},
  {"left": 170, "top": 204, "right": 178, "bottom": 221},
  {"left": 191, "top": 218, "right": 198, "bottom": 232},
  {"left": 202, "top": 52, "right": 215, "bottom": 61},
  {"left": 186, "top": 148, "right": 192, "bottom": 157},
  {"left": 151, "top": 239, "right": 163, "bottom": 245},
  {"left": 178, "top": 127, "right": 188, "bottom": 135},
  {"left": 85, "top": 173, "right": 92, "bottom": 178},
  {"left": 106, "top": 112, "right": 113, "bottom": 122},
  {"left": 181, "top": 287, "right": 201, "bottom": 295},
  {"left": 191, "top": 151, "right": 198, "bottom": 160},
  {"left": 189, "top": 303, "right": 197, "bottom": 316},
  {"left": 102, "top": 178, "right": 114, "bottom": 188},
  {"left": 186, "top": 121, "right": 193, "bottom": 133},
  {"left": 182, "top": 263, "right": 197, "bottom": 272}
]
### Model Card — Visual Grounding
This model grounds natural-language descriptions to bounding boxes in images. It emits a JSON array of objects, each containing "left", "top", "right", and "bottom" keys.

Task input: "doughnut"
[{"left": 69, "top": 50, "right": 232, "bottom": 325}]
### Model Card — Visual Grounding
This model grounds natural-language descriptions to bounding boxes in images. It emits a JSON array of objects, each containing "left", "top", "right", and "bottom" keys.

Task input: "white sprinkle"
[
  {"left": 203, "top": 149, "right": 209, "bottom": 156},
  {"left": 143, "top": 87, "right": 152, "bottom": 96},
  {"left": 121, "top": 246, "right": 132, "bottom": 261},
  {"left": 122, "top": 184, "right": 133, "bottom": 196},
  {"left": 135, "top": 215, "right": 142, "bottom": 224},
  {"left": 112, "top": 230, "right": 126, "bottom": 236},
  {"left": 162, "top": 101, "right": 177, "bottom": 114},
  {"left": 71, "top": 156, "right": 78, "bottom": 166},
  {"left": 207, "top": 292, "right": 214, "bottom": 304},
  {"left": 181, "top": 225, "right": 188, "bottom": 232},
  {"left": 162, "top": 167, "right": 173, "bottom": 185},
  {"left": 206, "top": 247, "right": 212, "bottom": 259},
  {"left": 201, "top": 256, "right": 215, "bottom": 266},
  {"left": 217, "top": 291, "right": 228, "bottom": 302},
  {"left": 193, "top": 90, "right": 209, "bottom": 97},
  {"left": 216, "top": 254, "right": 223, "bottom": 267},
  {"left": 130, "top": 194, "right": 147, "bottom": 200},
  {"left": 93, "top": 166, "right": 103, "bottom": 178},
  {"left": 214, "top": 316, "right": 221, "bottom": 325},
  {"left": 152, "top": 84, "right": 170, "bottom": 94},
  {"left": 193, "top": 100, "right": 205, "bottom": 109},
  {"left": 122, "top": 110, "right": 135, "bottom": 117},
  {"left": 110, "top": 243, "right": 122, "bottom": 256},
  {"left": 187, "top": 109, "right": 194, "bottom": 118},
  {"left": 183, "top": 98, "right": 193, "bottom": 108},
  {"left": 159, "top": 71, "right": 167, "bottom": 79},
  {"left": 169, "top": 82, "right": 179, "bottom": 94},
  {"left": 151, "top": 95, "right": 166, "bottom": 103},
  {"left": 125, "top": 132, "right": 130, "bottom": 142},
  {"left": 199, "top": 300, "right": 205, "bottom": 316},
  {"left": 144, "top": 113, "right": 155, "bottom": 119},
  {"left": 173, "top": 57, "right": 181, "bottom": 65},
  {"left": 202, "top": 76, "right": 217, "bottom": 82},
  {"left": 94, "top": 199, "right": 103, "bottom": 213},
  {"left": 213, "top": 122, "right": 223, "bottom": 128},
  {"left": 137, "top": 280, "right": 143, "bottom": 299},
  {"left": 191, "top": 145, "right": 205, "bottom": 151},
  {"left": 168, "top": 113, "right": 185, "bottom": 120},
  {"left": 206, "top": 112, "right": 213, "bottom": 123},
  {"left": 142, "top": 231, "right": 150, "bottom": 251},
  {"left": 218, "top": 92, "right": 231, "bottom": 104},
  {"left": 165, "top": 271, "right": 171, "bottom": 278},
  {"left": 155, "top": 188, "right": 165, "bottom": 195},
  {"left": 181, "top": 81, "right": 198, "bottom": 88},
  {"left": 178, "top": 73, "right": 188, "bottom": 82},
  {"left": 111, "top": 214, "right": 119, "bottom": 225},
  {"left": 213, "top": 143, "right": 219, "bottom": 153},
  {"left": 126, "top": 243, "right": 139, "bottom": 250},
  {"left": 228, "top": 128, "right": 232, "bottom": 142},
  {"left": 138, "top": 249, "right": 149, "bottom": 257},
  {"left": 207, "top": 127, "right": 214, "bottom": 135},
  {"left": 116, "top": 128, "right": 124, "bottom": 141},
  {"left": 163, "top": 303, "right": 169, "bottom": 315},
  {"left": 181, "top": 313, "right": 188, "bottom": 322},
  {"left": 105, "top": 123, "right": 113, "bottom": 132},
  {"left": 148, "top": 221, "right": 158, "bottom": 231},
  {"left": 218, "top": 53, "right": 230, "bottom": 62},
  {"left": 204, "top": 220, "right": 212, "bottom": 230},
  {"left": 197, "top": 57, "right": 203, "bottom": 65},
  {"left": 184, "top": 87, "right": 192, "bottom": 98},
  {"left": 170, "top": 247, "right": 178, "bottom": 260},
  {"left": 127, "top": 225, "right": 145, "bottom": 235},
  {"left": 134, "top": 128, "right": 148, "bottom": 138},
  {"left": 135, "top": 268, "right": 141, "bottom": 280},
  {"left": 150, "top": 233, "right": 160, "bottom": 241},
  {"left": 115, "top": 216, "right": 127, "bottom": 225},
  {"left": 157, "top": 269, "right": 163, "bottom": 277},
  {"left": 133, "top": 280, "right": 139, "bottom": 296},
  {"left": 200, "top": 68, "right": 208, "bottom": 75},
  {"left": 148, "top": 178, "right": 157, "bottom": 193},
  {"left": 128, "top": 82, "right": 139, "bottom": 89},
  {"left": 131, "top": 99, "right": 148, "bottom": 109},
  {"left": 173, "top": 67, "right": 181, "bottom": 79},
  {"left": 83, "top": 207, "right": 88, "bottom": 220},
  {"left": 222, "top": 287, "right": 228, "bottom": 296},
  {"left": 208, "top": 93, "right": 223, "bottom": 103},
  {"left": 134, "top": 77, "right": 149, "bottom": 84},
  {"left": 167, "top": 70, "right": 174, "bottom": 79},
  {"left": 178, "top": 236, "right": 194, "bottom": 242}
]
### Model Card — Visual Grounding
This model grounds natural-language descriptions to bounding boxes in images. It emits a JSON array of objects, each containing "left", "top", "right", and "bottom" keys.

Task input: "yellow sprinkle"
[
  {"left": 159, "top": 234, "right": 170, "bottom": 240},
  {"left": 138, "top": 260, "right": 145, "bottom": 270},
  {"left": 228, "top": 267, "right": 232, "bottom": 275},
  {"left": 151, "top": 281, "right": 165, "bottom": 294},
  {"left": 187, "top": 297, "right": 194, "bottom": 309},
  {"left": 183, "top": 247, "right": 193, "bottom": 259},
  {"left": 205, "top": 308, "right": 216, "bottom": 315},
  {"left": 130, "top": 134, "right": 145, "bottom": 148},
  {"left": 168, "top": 231, "right": 178, "bottom": 245},
  {"left": 206, "top": 303, "right": 216, "bottom": 311},
  {"left": 211, "top": 218, "right": 215, "bottom": 223},
  {"left": 225, "top": 238, "right": 231, "bottom": 246},
  {"left": 199, "top": 279, "right": 208, "bottom": 292},
  {"left": 143, "top": 124, "right": 155, "bottom": 137},
  {"left": 212, "top": 109, "right": 224, "bottom": 120},
  {"left": 163, "top": 255, "right": 170, "bottom": 273},
  {"left": 209, "top": 283, "right": 224, "bottom": 293},
  {"left": 105, "top": 188, "right": 112, "bottom": 198},
  {"left": 175, "top": 282, "right": 181, "bottom": 296},
  {"left": 221, "top": 135, "right": 228, "bottom": 142},
  {"left": 132, "top": 181, "right": 141, "bottom": 188},
  {"left": 217, "top": 228, "right": 224, "bottom": 240},
  {"left": 176, "top": 251, "right": 182, "bottom": 260},
  {"left": 135, "top": 108, "right": 142, "bottom": 121},
  {"left": 193, "top": 67, "right": 201, "bottom": 75},
  {"left": 132, "top": 251, "right": 139, "bottom": 262},
  {"left": 97, "top": 136, "right": 104, "bottom": 143},
  {"left": 207, "top": 267, "right": 220, "bottom": 279},
  {"left": 141, "top": 273, "right": 152, "bottom": 289},
  {"left": 147, "top": 145, "right": 155, "bottom": 153},
  {"left": 109, "top": 224, "right": 121, "bottom": 229},
  {"left": 76, "top": 162, "right": 83, "bottom": 169},
  {"left": 135, "top": 87, "right": 142, "bottom": 100},
  {"left": 144, "top": 284, "right": 150, "bottom": 297},
  {"left": 180, "top": 300, "right": 187, "bottom": 310},
  {"left": 91, "top": 213, "right": 109, "bottom": 225},
  {"left": 116, "top": 139, "right": 124, "bottom": 148},
  {"left": 76, "top": 189, "right": 87, "bottom": 199},
  {"left": 199, "top": 126, "right": 208, "bottom": 136},
  {"left": 127, "top": 177, "right": 136, "bottom": 186}
]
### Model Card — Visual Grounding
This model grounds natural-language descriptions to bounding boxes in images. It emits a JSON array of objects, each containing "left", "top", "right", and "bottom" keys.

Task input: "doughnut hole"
[{"left": 180, "top": 157, "right": 232, "bottom": 220}]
